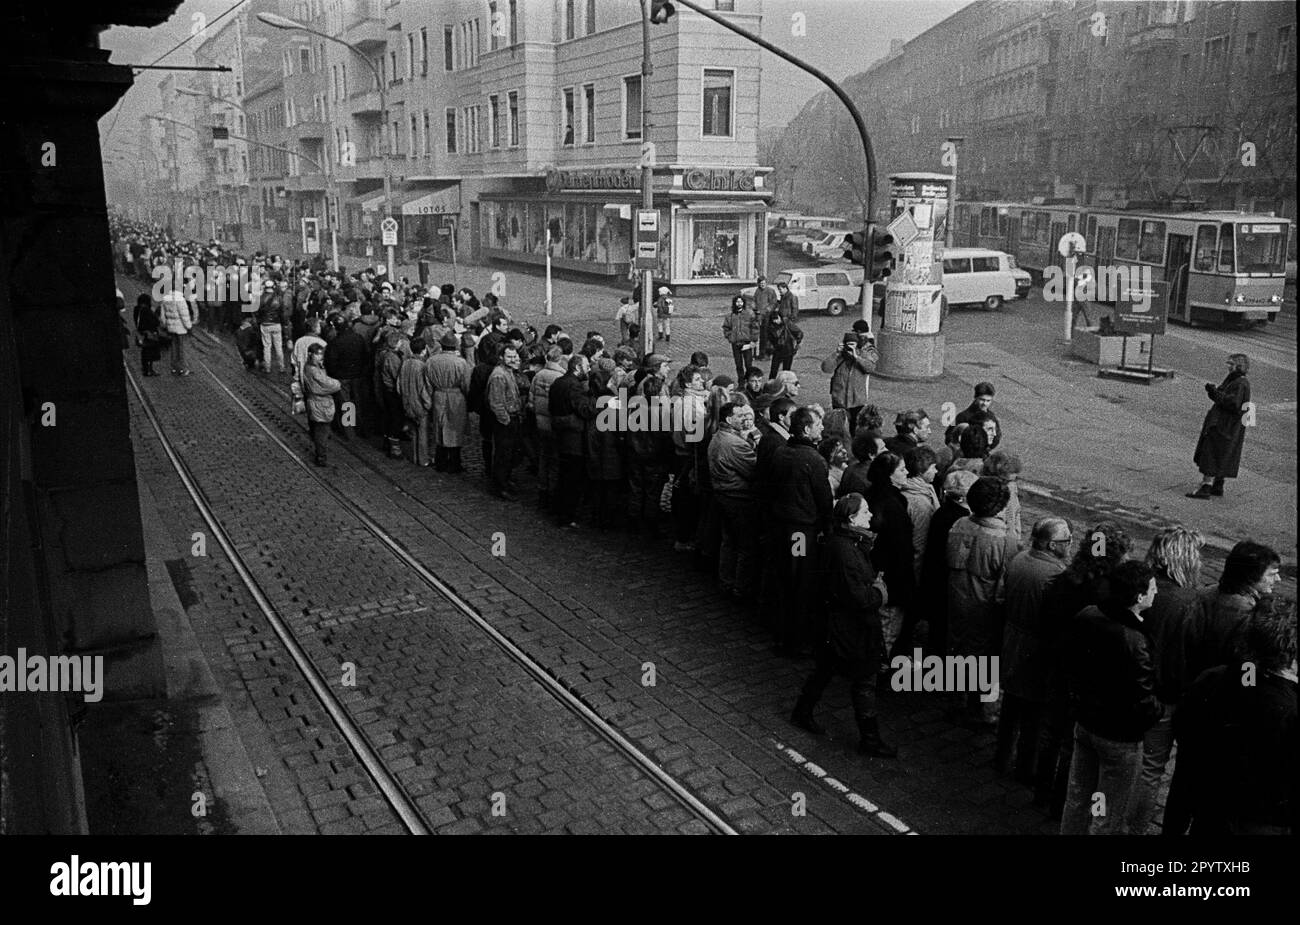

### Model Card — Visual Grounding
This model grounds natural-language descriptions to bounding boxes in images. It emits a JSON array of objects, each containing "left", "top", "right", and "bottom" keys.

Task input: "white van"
[
  {"left": 941, "top": 247, "right": 1032, "bottom": 310},
  {"left": 742, "top": 265, "right": 865, "bottom": 316}
]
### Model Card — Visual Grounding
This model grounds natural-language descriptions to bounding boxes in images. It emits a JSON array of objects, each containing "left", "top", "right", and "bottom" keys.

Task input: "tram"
[{"left": 953, "top": 201, "right": 1291, "bottom": 326}]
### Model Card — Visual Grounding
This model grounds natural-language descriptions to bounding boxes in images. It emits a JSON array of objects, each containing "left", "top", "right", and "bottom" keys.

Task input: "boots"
[
  {"left": 790, "top": 698, "right": 825, "bottom": 736},
  {"left": 446, "top": 447, "right": 465, "bottom": 474},
  {"left": 857, "top": 717, "right": 898, "bottom": 758},
  {"left": 385, "top": 437, "right": 403, "bottom": 459},
  {"left": 1210, "top": 478, "right": 1225, "bottom": 496},
  {"left": 1185, "top": 483, "right": 1213, "bottom": 499}
]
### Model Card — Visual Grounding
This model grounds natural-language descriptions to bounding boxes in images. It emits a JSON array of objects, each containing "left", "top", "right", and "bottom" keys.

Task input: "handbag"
[{"left": 290, "top": 379, "right": 306, "bottom": 415}]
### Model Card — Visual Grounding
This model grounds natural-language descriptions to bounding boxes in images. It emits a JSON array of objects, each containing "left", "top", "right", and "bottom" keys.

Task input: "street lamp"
[{"left": 258, "top": 11, "right": 395, "bottom": 279}]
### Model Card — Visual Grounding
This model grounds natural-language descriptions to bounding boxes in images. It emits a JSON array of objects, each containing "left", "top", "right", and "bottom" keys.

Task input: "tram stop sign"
[
  {"left": 380, "top": 217, "right": 399, "bottom": 246},
  {"left": 1058, "top": 232, "right": 1087, "bottom": 258}
]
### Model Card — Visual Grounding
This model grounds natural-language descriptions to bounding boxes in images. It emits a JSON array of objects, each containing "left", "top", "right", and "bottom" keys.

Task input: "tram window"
[
  {"left": 1236, "top": 223, "right": 1287, "bottom": 274},
  {"left": 1115, "top": 218, "right": 1140, "bottom": 260},
  {"left": 1194, "top": 224, "right": 1217, "bottom": 271},
  {"left": 1035, "top": 212, "right": 1050, "bottom": 244},
  {"left": 1067, "top": 214, "right": 1077, "bottom": 233},
  {"left": 1138, "top": 221, "right": 1166, "bottom": 263},
  {"left": 1217, "top": 223, "right": 1235, "bottom": 273}
]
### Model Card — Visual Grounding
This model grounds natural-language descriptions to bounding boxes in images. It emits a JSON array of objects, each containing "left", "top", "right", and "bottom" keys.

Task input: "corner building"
[{"left": 275, "top": 0, "right": 771, "bottom": 289}]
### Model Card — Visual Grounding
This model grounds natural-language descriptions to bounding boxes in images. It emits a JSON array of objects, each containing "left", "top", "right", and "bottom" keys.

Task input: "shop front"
[{"left": 478, "top": 165, "right": 771, "bottom": 290}]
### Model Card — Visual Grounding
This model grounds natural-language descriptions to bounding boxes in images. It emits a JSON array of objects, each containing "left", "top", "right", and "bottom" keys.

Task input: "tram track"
[{"left": 128, "top": 332, "right": 738, "bottom": 835}]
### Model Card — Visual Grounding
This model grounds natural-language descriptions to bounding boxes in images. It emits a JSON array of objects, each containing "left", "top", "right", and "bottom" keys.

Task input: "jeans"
[
  {"left": 169, "top": 332, "right": 188, "bottom": 373},
  {"left": 490, "top": 417, "right": 519, "bottom": 493},
  {"left": 260, "top": 323, "right": 284, "bottom": 372},
  {"left": 407, "top": 413, "right": 430, "bottom": 466},
  {"left": 308, "top": 420, "right": 331, "bottom": 464},
  {"left": 731, "top": 343, "right": 754, "bottom": 381},
  {"left": 715, "top": 494, "right": 760, "bottom": 594},
  {"left": 1059, "top": 723, "right": 1143, "bottom": 835},
  {"left": 1128, "top": 702, "right": 1175, "bottom": 835}
]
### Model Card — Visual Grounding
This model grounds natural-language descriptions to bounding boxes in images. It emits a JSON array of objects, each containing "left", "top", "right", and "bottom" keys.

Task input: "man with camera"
[{"left": 821, "top": 323, "right": 878, "bottom": 436}]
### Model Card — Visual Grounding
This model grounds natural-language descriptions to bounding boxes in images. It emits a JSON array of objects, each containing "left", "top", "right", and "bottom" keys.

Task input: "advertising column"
[{"left": 875, "top": 172, "right": 953, "bottom": 380}]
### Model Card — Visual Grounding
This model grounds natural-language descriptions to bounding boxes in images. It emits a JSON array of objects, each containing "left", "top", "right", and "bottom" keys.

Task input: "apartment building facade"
[
  {"left": 233, "top": 0, "right": 770, "bottom": 287},
  {"left": 774, "top": 0, "right": 1295, "bottom": 220}
]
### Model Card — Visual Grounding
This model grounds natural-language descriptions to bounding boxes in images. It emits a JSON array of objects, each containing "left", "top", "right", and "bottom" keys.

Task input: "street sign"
[
  {"left": 887, "top": 210, "right": 920, "bottom": 249},
  {"left": 637, "top": 209, "right": 659, "bottom": 233},
  {"left": 1058, "top": 232, "right": 1087, "bottom": 258},
  {"left": 635, "top": 241, "right": 659, "bottom": 270},
  {"left": 635, "top": 209, "right": 659, "bottom": 270},
  {"left": 380, "top": 217, "right": 398, "bottom": 246},
  {"left": 437, "top": 227, "right": 451, "bottom": 236}
]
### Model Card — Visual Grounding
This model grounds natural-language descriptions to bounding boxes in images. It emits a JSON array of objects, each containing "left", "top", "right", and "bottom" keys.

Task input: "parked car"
[
  {"left": 805, "top": 231, "right": 850, "bottom": 261},
  {"left": 742, "top": 265, "right": 867, "bottom": 317},
  {"left": 780, "top": 228, "right": 829, "bottom": 253},
  {"left": 941, "top": 247, "right": 1032, "bottom": 310}
]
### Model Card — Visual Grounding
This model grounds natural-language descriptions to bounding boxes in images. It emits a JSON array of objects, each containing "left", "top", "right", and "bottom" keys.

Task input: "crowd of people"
[{"left": 113, "top": 215, "right": 1295, "bottom": 836}]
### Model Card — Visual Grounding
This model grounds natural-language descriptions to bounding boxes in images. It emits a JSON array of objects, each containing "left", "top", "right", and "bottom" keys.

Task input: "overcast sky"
[{"left": 99, "top": 0, "right": 971, "bottom": 152}]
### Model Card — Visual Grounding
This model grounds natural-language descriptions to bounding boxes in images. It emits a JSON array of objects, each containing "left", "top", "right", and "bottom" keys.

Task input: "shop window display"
[{"left": 690, "top": 217, "right": 740, "bottom": 279}]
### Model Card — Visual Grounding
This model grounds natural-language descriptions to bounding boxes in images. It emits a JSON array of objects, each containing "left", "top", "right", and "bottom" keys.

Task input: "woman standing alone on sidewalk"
[{"left": 1187, "top": 353, "right": 1251, "bottom": 500}]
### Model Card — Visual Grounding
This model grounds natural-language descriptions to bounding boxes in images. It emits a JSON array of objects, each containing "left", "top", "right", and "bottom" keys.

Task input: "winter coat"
[
  {"left": 775, "top": 290, "right": 800, "bottom": 324},
  {"left": 752, "top": 284, "right": 779, "bottom": 319},
  {"left": 1174, "top": 664, "right": 1297, "bottom": 833},
  {"left": 900, "top": 475, "right": 940, "bottom": 580},
  {"left": 819, "top": 525, "right": 886, "bottom": 670},
  {"left": 399, "top": 356, "right": 432, "bottom": 419},
  {"left": 378, "top": 342, "right": 406, "bottom": 392},
  {"left": 1144, "top": 574, "right": 1204, "bottom": 704},
  {"left": 137, "top": 305, "right": 163, "bottom": 362},
  {"left": 302, "top": 362, "right": 341, "bottom": 423},
  {"left": 530, "top": 363, "right": 565, "bottom": 433},
  {"left": 324, "top": 328, "right": 369, "bottom": 380},
  {"left": 722, "top": 307, "right": 759, "bottom": 346},
  {"left": 946, "top": 514, "right": 1018, "bottom": 658},
  {"left": 1170, "top": 590, "right": 1256, "bottom": 699},
  {"left": 158, "top": 292, "right": 194, "bottom": 335},
  {"left": 424, "top": 351, "right": 472, "bottom": 447},
  {"left": 256, "top": 291, "right": 288, "bottom": 327},
  {"left": 486, "top": 364, "right": 522, "bottom": 425},
  {"left": 548, "top": 372, "right": 597, "bottom": 458},
  {"left": 709, "top": 427, "right": 758, "bottom": 498},
  {"left": 626, "top": 373, "right": 674, "bottom": 464},
  {"left": 769, "top": 435, "right": 833, "bottom": 529},
  {"left": 821, "top": 346, "right": 876, "bottom": 410},
  {"left": 766, "top": 318, "right": 804, "bottom": 358},
  {"left": 1064, "top": 603, "right": 1163, "bottom": 743},
  {"left": 1193, "top": 369, "right": 1250, "bottom": 478},
  {"left": 585, "top": 383, "right": 624, "bottom": 480},
  {"left": 954, "top": 402, "right": 1003, "bottom": 449},
  {"left": 999, "top": 548, "right": 1068, "bottom": 703},
  {"left": 865, "top": 482, "right": 916, "bottom": 614}
]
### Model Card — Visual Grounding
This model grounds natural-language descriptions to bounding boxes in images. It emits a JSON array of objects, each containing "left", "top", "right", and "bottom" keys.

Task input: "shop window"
[{"left": 690, "top": 217, "right": 741, "bottom": 279}]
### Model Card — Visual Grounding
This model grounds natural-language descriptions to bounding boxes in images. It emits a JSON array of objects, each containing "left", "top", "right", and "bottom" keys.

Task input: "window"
[
  {"left": 971, "top": 256, "right": 1001, "bottom": 272},
  {"left": 389, "top": 50, "right": 398, "bottom": 81},
  {"left": 409, "top": 114, "right": 418, "bottom": 157},
  {"left": 464, "top": 105, "right": 481, "bottom": 153},
  {"left": 489, "top": 1, "right": 500, "bottom": 50},
  {"left": 444, "top": 26, "right": 454, "bottom": 71},
  {"left": 623, "top": 75, "right": 642, "bottom": 139},
  {"left": 1115, "top": 217, "right": 1141, "bottom": 260},
  {"left": 1194, "top": 224, "right": 1218, "bottom": 272},
  {"left": 716, "top": 0, "right": 735, "bottom": 9},
  {"left": 300, "top": 48, "right": 311, "bottom": 72},
  {"left": 508, "top": 91, "right": 519, "bottom": 146},
  {"left": 583, "top": 83, "right": 595, "bottom": 144},
  {"left": 1236, "top": 223, "right": 1287, "bottom": 274},
  {"left": 1278, "top": 26, "right": 1294, "bottom": 74},
  {"left": 1244, "top": 31, "right": 1257, "bottom": 57},
  {"left": 816, "top": 272, "right": 849, "bottom": 286},
  {"left": 509, "top": 0, "right": 518, "bottom": 45},
  {"left": 586, "top": 0, "right": 596, "bottom": 33},
  {"left": 1217, "top": 223, "right": 1235, "bottom": 272},
  {"left": 565, "top": 0, "right": 575, "bottom": 40},
  {"left": 422, "top": 111, "right": 431, "bottom": 156},
  {"left": 1138, "top": 220, "right": 1167, "bottom": 264},
  {"left": 702, "top": 69, "right": 734, "bottom": 137},
  {"left": 489, "top": 94, "right": 501, "bottom": 148},
  {"left": 562, "top": 88, "right": 575, "bottom": 145},
  {"left": 445, "top": 107, "right": 457, "bottom": 153},
  {"left": 943, "top": 257, "right": 972, "bottom": 274},
  {"left": 1204, "top": 35, "right": 1226, "bottom": 71},
  {"left": 420, "top": 27, "right": 428, "bottom": 74},
  {"left": 407, "top": 34, "right": 416, "bottom": 77}
]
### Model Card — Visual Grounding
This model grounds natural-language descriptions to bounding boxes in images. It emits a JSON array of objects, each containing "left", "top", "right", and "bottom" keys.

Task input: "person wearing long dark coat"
[
  {"left": 1187, "top": 353, "right": 1250, "bottom": 499},
  {"left": 134, "top": 294, "right": 162, "bottom": 376}
]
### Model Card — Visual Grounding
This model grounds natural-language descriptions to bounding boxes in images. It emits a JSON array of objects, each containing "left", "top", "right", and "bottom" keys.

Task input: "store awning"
[
  {"left": 348, "top": 192, "right": 385, "bottom": 212},
  {"left": 401, "top": 186, "right": 461, "bottom": 217}
]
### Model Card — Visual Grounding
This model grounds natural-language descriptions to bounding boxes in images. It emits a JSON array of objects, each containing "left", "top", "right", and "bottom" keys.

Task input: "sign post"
[
  {"left": 1058, "top": 232, "right": 1087, "bottom": 341},
  {"left": 380, "top": 216, "right": 398, "bottom": 279}
]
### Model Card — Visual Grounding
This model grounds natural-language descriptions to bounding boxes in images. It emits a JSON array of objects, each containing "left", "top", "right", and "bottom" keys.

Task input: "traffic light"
[
  {"left": 866, "top": 223, "right": 896, "bottom": 282},
  {"left": 843, "top": 227, "right": 869, "bottom": 263},
  {"left": 649, "top": 1, "right": 676, "bottom": 24}
]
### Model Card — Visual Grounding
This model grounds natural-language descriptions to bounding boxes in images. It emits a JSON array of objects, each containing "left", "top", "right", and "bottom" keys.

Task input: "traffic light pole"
[
  {"left": 667, "top": 0, "right": 878, "bottom": 324},
  {"left": 638, "top": 0, "right": 655, "bottom": 359}
]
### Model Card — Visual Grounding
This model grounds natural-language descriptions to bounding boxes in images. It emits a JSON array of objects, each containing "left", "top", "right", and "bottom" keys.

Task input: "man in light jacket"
[
  {"left": 822, "top": 332, "right": 877, "bottom": 432},
  {"left": 302, "top": 343, "right": 341, "bottom": 466},
  {"left": 158, "top": 282, "right": 196, "bottom": 376}
]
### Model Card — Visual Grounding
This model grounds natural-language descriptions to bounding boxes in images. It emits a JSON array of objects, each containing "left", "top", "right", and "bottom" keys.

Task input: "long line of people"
[{"left": 114, "top": 215, "right": 1295, "bottom": 835}]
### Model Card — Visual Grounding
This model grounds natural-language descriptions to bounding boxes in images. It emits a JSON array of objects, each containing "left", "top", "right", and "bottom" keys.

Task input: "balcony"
[
  {"left": 334, "top": 157, "right": 387, "bottom": 183},
  {"left": 282, "top": 173, "right": 330, "bottom": 193},
  {"left": 1127, "top": 24, "right": 1178, "bottom": 51},
  {"left": 348, "top": 88, "right": 383, "bottom": 117},
  {"left": 343, "top": 0, "right": 387, "bottom": 50},
  {"left": 288, "top": 120, "right": 328, "bottom": 141}
]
